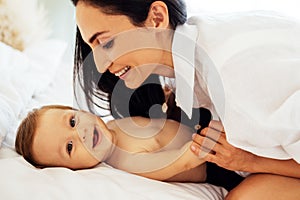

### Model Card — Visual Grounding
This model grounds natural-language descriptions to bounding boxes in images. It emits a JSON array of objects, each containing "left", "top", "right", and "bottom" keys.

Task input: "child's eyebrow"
[
  {"left": 62, "top": 112, "right": 70, "bottom": 126},
  {"left": 59, "top": 142, "right": 67, "bottom": 160}
]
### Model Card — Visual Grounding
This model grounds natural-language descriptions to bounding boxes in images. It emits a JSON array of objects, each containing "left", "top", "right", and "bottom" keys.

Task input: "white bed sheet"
[
  {"left": 0, "top": 148, "right": 227, "bottom": 200},
  {"left": 0, "top": 41, "right": 227, "bottom": 200}
]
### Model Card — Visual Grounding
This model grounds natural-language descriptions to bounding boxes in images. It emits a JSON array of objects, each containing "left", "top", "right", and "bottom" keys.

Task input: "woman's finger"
[
  {"left": 190, "top": 141, "right": 212, "bottom": 159},
  {"left": 191, "top": 134, "right": 222, "bottom": 157},
  {"left": 200, "top": 127, "right": 222, "bottom": 144},
  {"left": 200, "top": 125, "right": 228, "bottom": 145},
  {"left": 208, "top": 120, "right": 225, "bottom": 133},
  {"left": 192, "top": 133, "right": 218, "bottom": 150},
  {"left": 215, "top": 132, "right": 227, "bottom": 145}
]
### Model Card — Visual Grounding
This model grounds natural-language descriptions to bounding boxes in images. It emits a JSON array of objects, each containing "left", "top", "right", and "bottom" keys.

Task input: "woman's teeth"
[{"left": 115, "top": 66, "right": 130, "bottom": 77}]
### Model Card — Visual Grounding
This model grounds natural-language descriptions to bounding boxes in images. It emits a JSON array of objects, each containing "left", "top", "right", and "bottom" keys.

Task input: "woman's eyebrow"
[{"left": 89, "top": 31, "right": 108, "bottom": 44}]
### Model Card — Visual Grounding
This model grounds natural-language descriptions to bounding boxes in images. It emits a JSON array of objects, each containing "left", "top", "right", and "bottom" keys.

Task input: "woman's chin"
[
  {"left": 125, "top": 80, "right": 144, "bottom": 89},
  {"left": 124, "top": 74, "right": 144, "bottom": 89},
  {"left": 124, "top": 71, "right": 151, "bottom": 89}
]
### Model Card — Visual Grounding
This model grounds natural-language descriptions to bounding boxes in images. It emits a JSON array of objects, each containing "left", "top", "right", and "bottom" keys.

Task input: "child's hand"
[{"left": 190, "top": 124, "right": 256, "bottom": 172}]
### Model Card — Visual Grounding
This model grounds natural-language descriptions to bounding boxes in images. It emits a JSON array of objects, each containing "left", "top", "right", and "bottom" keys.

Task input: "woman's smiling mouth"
[{"left": 114, "top": 66, "right": 131, "bottom": 77}]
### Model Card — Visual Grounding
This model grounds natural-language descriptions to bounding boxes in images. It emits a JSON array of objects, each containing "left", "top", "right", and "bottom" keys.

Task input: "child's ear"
[
  {"left": 144, "top": 1, "right": 169, "bottom": 28},
  {"left": 35, "top": 164, "right": 45, "bottom": 169}
]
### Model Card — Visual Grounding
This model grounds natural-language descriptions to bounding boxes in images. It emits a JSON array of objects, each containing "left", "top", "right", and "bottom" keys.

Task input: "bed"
[
  {"left": 0, "top": 33, "right": 227, "bottom": 200},
  {"left": 0, "top": 1, "right": 227, "bottom": 197}
]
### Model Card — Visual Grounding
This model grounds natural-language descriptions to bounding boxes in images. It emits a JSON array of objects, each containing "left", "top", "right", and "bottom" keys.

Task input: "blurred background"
[
  {"left": 41, "top": 0, "right": 300, "bottom": 65},
  {"left": 187, "top": 0, "right": 300, "bottom": 17}
]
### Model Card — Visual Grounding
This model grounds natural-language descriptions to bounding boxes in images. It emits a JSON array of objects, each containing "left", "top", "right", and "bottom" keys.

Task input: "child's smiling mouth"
[{"left": 92, "top": 126, "right": 101, "bottom": 148}]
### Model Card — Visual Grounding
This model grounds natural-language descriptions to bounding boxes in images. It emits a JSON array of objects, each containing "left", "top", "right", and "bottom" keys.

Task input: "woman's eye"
[
  {"left": 67, "top": 141, "right": 73, "bottom": 155},
  {"left": 70, "top": 116, "right": 76, "bottom": 128},
  {"left": 102, "top": 39, "right": 114, "bottom": 49}
]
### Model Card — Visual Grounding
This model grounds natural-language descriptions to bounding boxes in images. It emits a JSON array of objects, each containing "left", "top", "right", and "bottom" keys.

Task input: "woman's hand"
[
  {"left": 190, "top": 121, "right": 300, "bottom": 178},
  {"left": 190, "top": 121, "right": 257, "bottom": 172}
]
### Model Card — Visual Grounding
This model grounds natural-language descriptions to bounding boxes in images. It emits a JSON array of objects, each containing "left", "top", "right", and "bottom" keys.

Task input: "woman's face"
[
  {"left": 32, "top": 108, "right": 114, "bottom": 169},
  {"left": 75, "top": 2, "right": 174, "bottom": 89}
]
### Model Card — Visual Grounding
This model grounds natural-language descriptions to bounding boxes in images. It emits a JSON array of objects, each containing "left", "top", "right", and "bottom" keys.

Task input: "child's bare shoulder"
[{"left": 112, "top": 117, "right": 163, "bottom": 128}]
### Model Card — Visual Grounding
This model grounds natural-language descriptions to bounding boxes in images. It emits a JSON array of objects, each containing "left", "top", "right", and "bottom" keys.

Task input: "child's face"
[{"left": 32, "top": 108, "right": 114, "bottom": 169}]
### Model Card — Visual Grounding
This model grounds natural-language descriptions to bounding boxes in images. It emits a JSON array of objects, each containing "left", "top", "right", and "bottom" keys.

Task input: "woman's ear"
[{"left": 145, "top": 1, "right": 169, "bottom": 28}]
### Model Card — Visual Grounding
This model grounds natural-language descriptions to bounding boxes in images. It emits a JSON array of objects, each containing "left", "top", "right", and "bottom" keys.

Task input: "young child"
[{"left": 15, "top": 105, "right": 207, "bottom": 182}]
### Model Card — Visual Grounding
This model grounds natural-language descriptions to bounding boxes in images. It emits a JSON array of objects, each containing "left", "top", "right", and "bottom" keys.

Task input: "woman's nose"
[
  {"left": 96, "top": 59, "right": 113, "bottom": 73},
  {"left": 93, "top": 47, "right": 113, "bottom": 73}
]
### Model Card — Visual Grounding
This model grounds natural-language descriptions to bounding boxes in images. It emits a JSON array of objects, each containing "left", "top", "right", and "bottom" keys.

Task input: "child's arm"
[{"left": 127, "top": 141, "right": 206, "bottom": 181}]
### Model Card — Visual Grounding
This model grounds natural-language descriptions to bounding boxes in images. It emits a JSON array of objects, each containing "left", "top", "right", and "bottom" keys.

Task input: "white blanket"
[{"left": 0, "top": 40, "right": 66, "bottom": 148}]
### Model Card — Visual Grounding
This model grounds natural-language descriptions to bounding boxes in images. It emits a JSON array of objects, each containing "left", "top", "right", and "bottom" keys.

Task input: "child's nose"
[{"left": 75, "top": 128, "right": 87, "bottom": 142}]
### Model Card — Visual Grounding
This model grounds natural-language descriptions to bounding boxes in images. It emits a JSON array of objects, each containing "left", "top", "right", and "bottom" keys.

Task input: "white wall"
[
  {"left": 39, "top": 0, "right": 300, "bottom": 63},
  {"left": 38, "top": 0, "right": 76, "bottom": 63},
  {"left": 186, "top": 0, "right": 300, "bottom": 19}
]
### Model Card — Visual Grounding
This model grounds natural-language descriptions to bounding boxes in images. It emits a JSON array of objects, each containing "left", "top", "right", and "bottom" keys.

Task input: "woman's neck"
[{"left": 153, "top": 28, "right": 175, "bottom": 77}]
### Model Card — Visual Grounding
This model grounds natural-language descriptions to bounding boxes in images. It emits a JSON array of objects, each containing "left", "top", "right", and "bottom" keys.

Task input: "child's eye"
[
  {"left": 70, "top": 116, "right": 76, "bottom": 128},
  {"left": 67, "top": 141, "right": 73, "bottom": 155},
  {"left": 102, "top": 39, "right": 114, "bottom": 49}
]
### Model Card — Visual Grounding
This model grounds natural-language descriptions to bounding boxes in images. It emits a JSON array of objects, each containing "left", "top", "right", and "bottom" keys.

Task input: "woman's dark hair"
[
  {"left": 70, "top": 0, "right": 187, "bottom": 29},
  {"left": 71, "top": 0, "right": 187, "bottom": 119}
]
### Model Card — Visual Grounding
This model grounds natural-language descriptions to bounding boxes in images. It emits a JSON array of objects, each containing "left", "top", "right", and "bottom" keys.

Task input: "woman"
[
  {"left": 72, "top": 0, "right": 211, "bottom": 140},
  {"left": 70, "top": 0, "right": 300, "bottom": 199}
]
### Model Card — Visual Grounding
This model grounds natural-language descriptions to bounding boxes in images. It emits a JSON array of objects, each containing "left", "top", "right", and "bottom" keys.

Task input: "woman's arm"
[
  {"left": 190, "top": 128, "right": 300, "bottom": 178},
  {"left": 133, "top": 141, "right": 206, "bottom": 181},
  {"left": 249, "top": 156, "right": 300, "bottom": 178}
]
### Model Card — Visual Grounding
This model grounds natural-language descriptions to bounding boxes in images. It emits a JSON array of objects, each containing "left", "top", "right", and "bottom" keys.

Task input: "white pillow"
[{"left": 0, "top": 40, "right": 67, "bottom": 148}]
